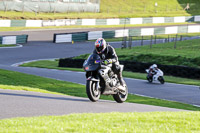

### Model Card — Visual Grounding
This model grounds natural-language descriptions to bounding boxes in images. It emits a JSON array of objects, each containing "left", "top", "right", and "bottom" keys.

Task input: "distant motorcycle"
[
  {"left": 145, "top": 68, "right": 165, "bottom": 84},
  {"left": 83, "top": 53, "right": 128, "bottom": 103}
]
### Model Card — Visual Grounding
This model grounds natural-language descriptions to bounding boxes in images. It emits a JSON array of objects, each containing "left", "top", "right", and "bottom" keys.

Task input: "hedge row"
[{"left": 59, "top": 58, "right": 200, "bottom": 79}]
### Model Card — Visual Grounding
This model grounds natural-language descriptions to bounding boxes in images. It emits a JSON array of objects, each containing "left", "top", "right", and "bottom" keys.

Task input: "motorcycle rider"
[
  {"left": 93, "top": 38, "right": 125, "bottom": 91},
  {"left": 149, "top": 64, "right": 159, "bottom": 80}
]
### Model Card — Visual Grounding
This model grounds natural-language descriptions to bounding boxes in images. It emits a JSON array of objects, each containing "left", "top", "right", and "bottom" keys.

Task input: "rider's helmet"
[
  {"left": 95, "top": 38, "right": 107, "bottom": 54},
  {"left": 152, "top": 64, "right": 157, "bottom": 69}
]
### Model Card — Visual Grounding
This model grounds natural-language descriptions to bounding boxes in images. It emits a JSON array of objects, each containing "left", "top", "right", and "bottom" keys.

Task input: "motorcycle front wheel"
[
  {"left": 158, "top": 76, "right": 165, "bottom": 84},
  {"left": 147, "top": 75, "right": 153, "bottom": 83},
  {"left": 86, "top": 80, "right": 101, "bottom": 102},
  {"left": 113, "top": 84, "right": 128, "bottom": 103}
]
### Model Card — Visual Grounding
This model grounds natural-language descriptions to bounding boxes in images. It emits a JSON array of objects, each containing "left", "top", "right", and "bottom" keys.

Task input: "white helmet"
[
  {"left": 152, "top": 64, "right": 157, "bottom": 68},
  {"left": 95, "top": 38, "right": 107, "bottom": 54}
]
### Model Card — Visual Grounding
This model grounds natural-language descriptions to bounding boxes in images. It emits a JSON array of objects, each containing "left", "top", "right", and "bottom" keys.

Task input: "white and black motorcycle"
[
  {"left": 83, "top": 53, "right": 128, "bottom": 103},
  {"left": 145, "top": 68, "right": 165, "bottom": 84}
]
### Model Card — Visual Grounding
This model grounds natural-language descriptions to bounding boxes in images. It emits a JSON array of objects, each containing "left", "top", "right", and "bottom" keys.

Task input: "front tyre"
[
  {"left": 158, "top": 76, "right": 165, "bottom": 84},
  {"left": 147, "top": 75, "right": 153, "bottom": 83},
  {"left": 86, "top": 80, "right": 100, "bottom": 102},
  {"left": 113, "top": 84, "right": 128, "bottom": 103}
]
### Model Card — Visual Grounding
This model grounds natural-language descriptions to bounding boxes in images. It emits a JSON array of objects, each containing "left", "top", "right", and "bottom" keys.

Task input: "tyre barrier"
[
  {"left": 53, "top": 24, "right": 200, "bottom": 43},
  {"left": 0, "top": 35, "right": 28, "bottom": 45},
  {"left": 0, "top": 16, "right": 199, "bottom": 28},
  {"left": 59, "top": 58, "right": 200, "bottom": 79}
]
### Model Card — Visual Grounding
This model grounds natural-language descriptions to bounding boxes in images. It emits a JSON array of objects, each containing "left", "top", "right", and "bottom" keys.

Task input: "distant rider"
[
  {"left": 149, "top": 64, "right": 160, "bottom": 80},
  {"left": 93, "top": 38, "right": 125, "bottom": 91}
]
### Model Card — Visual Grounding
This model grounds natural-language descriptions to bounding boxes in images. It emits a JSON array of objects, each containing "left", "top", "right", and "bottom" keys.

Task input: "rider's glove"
[{"left": 104, "top": 59, "right": 112, "bottom": 65}]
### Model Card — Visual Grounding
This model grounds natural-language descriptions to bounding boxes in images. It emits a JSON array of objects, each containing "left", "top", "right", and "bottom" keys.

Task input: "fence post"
[
  {"left": 150, "top": 35, "right": 153, "bottom": 48},
  {"left": 168, "top": 35, "right": 170, "bottom": 43},
  {"left": 22, "top": 0, "right": 25, "bottom": 14},
  {"left": 144, "top": 4, "right": 146, "bottom": 12},
  {"left": 128, "top": 36, "right": 132, "bottom": 49},
  {"left": 141, "top": 36, "right": 143, "bottom": 46},
  {"left": 54, "top": 7, "right": 56, "bottom": 14},
  {"left": 121, "top": 36, "right": 127, "bottom": 49},
  {"left": 119, "top": 7, "right": 121, "bottom": 13},
  {"left": 180, "top": 35, "right": 183, "bottom": 41},
  {"left": 4, "top": 3, "right": 7, "bottom": 13},
  {"left": 94, "top": 6, "right": 96, "bottom": 13},
  {"left": 154, "top": 35, "right": 157, "bottom": 44},
  {"left": 174, "top": 34, "right": 178, "bottom": 49}
]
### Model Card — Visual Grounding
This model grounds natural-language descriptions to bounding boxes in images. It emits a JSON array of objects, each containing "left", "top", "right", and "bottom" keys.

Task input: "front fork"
[{"left": 86, "top": 72, "right": 100, "bottom": 92}]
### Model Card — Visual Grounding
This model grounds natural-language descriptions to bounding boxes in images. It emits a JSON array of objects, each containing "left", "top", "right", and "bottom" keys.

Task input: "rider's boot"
[{"left": 117, "top": 72, "right": 126, "bottom": 92}]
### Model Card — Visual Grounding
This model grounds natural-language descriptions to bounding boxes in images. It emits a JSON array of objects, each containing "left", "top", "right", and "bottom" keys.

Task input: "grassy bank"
[
  {"left": 116, "top": 39, "right": 200, "bottom": 68},
  {"left": 0, "top": 68, "right": 200, "bottom": 111},
  {"left": 74, "top": 39, "right": 200, "bottom": 68},
  {"left": 1, "top": 112, "right": 200, "bottom": 132},
  {"left": 1, "top": 0, "right": 200, "bottom": 19}
]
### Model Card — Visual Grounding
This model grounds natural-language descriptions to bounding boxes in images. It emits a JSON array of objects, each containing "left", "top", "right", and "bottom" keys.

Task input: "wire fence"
[
  {"left": 121, "top": 35, "right": 200, "bottom": 49},
  {"left": 0, "top": 0, "right": 100, "bottom": 13},
  {"left": 0, "top": 1, "right": 199, "bottom": 14}
]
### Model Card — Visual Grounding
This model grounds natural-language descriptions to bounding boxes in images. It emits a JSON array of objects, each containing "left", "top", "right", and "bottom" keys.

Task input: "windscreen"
[{"left": 83, "top": 53, "right": 101, "bottom": 68}]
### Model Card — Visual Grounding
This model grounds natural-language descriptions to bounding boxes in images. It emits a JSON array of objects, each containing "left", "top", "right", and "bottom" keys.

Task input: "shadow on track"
[{"left": 0, "top": 92, "right": 89, "bottom": 102}]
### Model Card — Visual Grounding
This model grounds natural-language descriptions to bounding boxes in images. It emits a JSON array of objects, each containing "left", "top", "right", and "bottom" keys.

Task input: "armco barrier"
[
  {"left": 0, "top": 36, "right": 2, "bottom": 44},
  {"left": 53, "top": 32, "right": 88, "bottom": 43},
  {"left": 58, "top": 58, "right": 200, "bottom": 79},
  {"left": 0, "top": 15, "right": 200, "bottom": 27},
  {"left": 53, "top": 24, "right": 200, "bottom": 43},
  {"left": 0, "top": 35, "right": 28, "bottom": 44}
]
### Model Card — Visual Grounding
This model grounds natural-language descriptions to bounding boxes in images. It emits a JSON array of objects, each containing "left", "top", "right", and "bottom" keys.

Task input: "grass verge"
[
  {"left": 0, "top": 68, "right": 200, "bottom": 111},
  {"left": 0, "top": 44, "right": 17, "bottom": 47},
  {"left": 0, "top": 112, "right": 200, "bottom": 132}
]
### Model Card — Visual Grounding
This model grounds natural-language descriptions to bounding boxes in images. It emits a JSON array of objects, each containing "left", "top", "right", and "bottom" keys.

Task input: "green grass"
[
  {"left": 116, "top": 39, "right": 200, "bottom": 68},
  {"left": 0, "top": 69, "right": 85, "bottom": 97},
  {"left": 0, "top": 44, "right": 17, "bottom": 47},
  {"left": 20, "top": 60, "right": 200, "bottom": 87},
  {"left": 1, "top": 0, "right": 200, "bottom": 19},
  {"left": 116, "top": 39, "right": 200, "bottom": 58},
  {"left": 0, "top": 112, "right": 200, "bottom": 132},
  {"left": 75, "top": 39, "right": 200, "bottom": 68},
  {"left": 1, "top": 68, "right": 200, "bottom": 111}
]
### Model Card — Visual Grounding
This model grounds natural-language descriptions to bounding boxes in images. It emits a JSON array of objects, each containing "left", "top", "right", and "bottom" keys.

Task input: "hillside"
[
  {"left": 0, "top": 0, "right": 200, "bottom": 19},
  {"left": 100, "top": 0, "right": 200, "bottom": 17}
]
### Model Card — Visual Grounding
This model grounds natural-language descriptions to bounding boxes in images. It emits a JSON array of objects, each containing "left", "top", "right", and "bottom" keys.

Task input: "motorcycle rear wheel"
[
  {"left": 86, "top": 80, "right": 101, "bottom": 102},
  {"left": 113, "top": 84, "right": 128, "bottom": 103}
]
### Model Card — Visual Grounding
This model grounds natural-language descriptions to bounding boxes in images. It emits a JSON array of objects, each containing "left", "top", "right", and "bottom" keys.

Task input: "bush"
[{"left": 59, "top": 58, "right": 200, "bottom": 79}]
